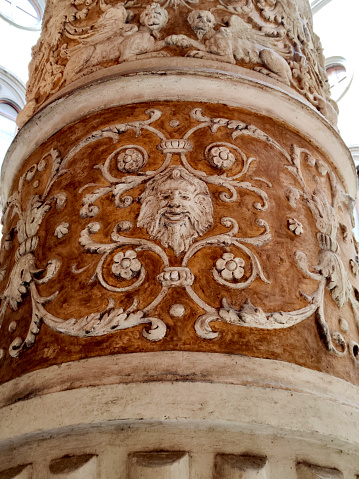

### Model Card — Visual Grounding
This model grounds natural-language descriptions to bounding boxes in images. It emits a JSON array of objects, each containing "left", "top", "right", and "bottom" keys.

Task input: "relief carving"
[
  {"left": 54, "top": 222, "right": 70, "bottom": 238},
  {"left": 17, "top": 0, "right": 336, "bottom": 128},
  {"left": 1, "top": 107, "right": 271, "bottom": 356},
  {"left": 2, "top": 107, "right": 358, "bottom": 365},
  {"left": 137, "top": 166, "right": 213, "bottom": 256},
  {"left": 211, "top": 143, "right": 359, "bottom": 357},
  {"left": 183, "top": 11, "right": 292, "bottom": 85},
  {"left": 350, "top": 258, "right": 359, "bottom": 277},
  {"left": 62, "top": 2, "right": 169, "bottom": 83},
  {"left": 287, "top": 217, "right": 303, "bottom": 235},
  {"left": 61, "top": 3, "right": 138, "bottom": 83}
]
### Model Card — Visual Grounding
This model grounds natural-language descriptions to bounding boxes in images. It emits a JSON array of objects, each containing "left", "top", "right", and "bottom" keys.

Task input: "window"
[
  {"left": 325, "top": 57, "right": 353, "bottom": 103},
  {"left": 0, "top": 101, "right": 18, "bottom": 224},
  {"left": 0, "top": 101, "right": 18, "bottom": 161},
  {"left": 0, "top": 66, "right": 26, "bottom": 164},
  {"left": 0, "top": 0, "right": 43, "bottom": 30},
  {"left": 311, "top": 0, "right": 333, "bottom": 14},
  {"left": 326, "top": 64, "right": 347, "bottom": 88}
]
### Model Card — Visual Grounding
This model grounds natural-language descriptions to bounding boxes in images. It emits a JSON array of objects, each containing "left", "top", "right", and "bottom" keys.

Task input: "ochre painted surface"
[{"left": 1, "top": 101, "right": 358, "bottom": 385}]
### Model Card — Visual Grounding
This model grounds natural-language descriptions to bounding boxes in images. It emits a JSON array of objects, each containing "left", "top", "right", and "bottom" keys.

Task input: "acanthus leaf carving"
[
  {"left": 18, "top": 0, "right": 336, "bottom": 128},
  {"left": 3, "top": 107, "right": 358, "bottom": 363},
  {"left": 193, "top": 135, "right": 358, "bottom": 358},
  {"left": 2, "top": 107, "right": 274, "bottom": 357},
  {"left": 184, "top": 11, "right": 292, "bottom": 85}
]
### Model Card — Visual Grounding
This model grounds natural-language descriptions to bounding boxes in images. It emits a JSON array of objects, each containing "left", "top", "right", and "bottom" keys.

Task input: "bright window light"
[
  {"left": 0, "top": 102, "right": 18, "bottom": 163},
  {"left": 0, "top": 0, "right": 41, "bottom": 29}
]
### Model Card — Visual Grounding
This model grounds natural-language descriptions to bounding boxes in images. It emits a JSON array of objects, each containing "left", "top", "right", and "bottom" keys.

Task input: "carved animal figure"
[
  {"left": 62, "top": 3, "right": 169, "bottom": 83},
  {"left": 184, "top": 11, "right": 292, "bottom": 85},
  {"left": 62, "top": 3, "right": 136, "bottom": 83},
  {"left": 118, "top": 3, "right": 169, "bottom": 62},
  {"left": 138, "top": 166, "right": 213, "bottom": 256}
]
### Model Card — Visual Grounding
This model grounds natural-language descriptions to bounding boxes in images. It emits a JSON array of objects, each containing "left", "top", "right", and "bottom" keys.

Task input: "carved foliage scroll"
[
  {"left": 18, "top": 0, "right": 336, "bottom": 127},
  {"left": 1, "top": 106, "right": 359, "bottom": 368}
]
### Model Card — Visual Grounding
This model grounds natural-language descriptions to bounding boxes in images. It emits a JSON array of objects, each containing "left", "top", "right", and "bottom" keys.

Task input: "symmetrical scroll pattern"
[{"left": 1, "top": 107, "right": 358, "bottom": 364}]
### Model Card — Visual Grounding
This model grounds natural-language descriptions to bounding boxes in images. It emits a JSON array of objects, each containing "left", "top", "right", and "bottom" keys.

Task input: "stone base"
[{"left": 1, "top": 353, "right": 359, "bottom": 477}]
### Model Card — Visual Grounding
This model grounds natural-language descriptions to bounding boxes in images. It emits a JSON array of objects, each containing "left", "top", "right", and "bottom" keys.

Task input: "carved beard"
[
  {"left": 153, "top": 213, "right": 198, "bottom": 256},
  {"left": 138, "top": 199, "right": 213, "bottom": 256}
]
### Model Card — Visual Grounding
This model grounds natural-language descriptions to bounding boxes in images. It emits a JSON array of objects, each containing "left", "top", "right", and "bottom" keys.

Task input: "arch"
[
  {"left": 0, "top": 0, "right": 45, "bottom": 31},
  {"left": 325, "top": 56, "right": 353, "bottom": 103},
  {"left": 0, "top": 67, "right": 25, "bottom": 166},
  {"left": 311, "top": 0, "right": 333, "bottom": 14}
]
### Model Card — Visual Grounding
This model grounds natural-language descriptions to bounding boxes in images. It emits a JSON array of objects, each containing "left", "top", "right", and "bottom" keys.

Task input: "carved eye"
[{"left": 180, "top": 194, "right": 190, "bottom": 200}]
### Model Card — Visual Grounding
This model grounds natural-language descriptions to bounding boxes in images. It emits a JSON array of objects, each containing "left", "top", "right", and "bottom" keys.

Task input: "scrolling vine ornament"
[
  {"left": 19, "top": 0, "right": 336, "bottom": 128},
  {"left": 0, "top": 108, "right": 358, "bottom": 362},
  {"left": 211, "top": 143, "right": 359, "bottom": 360},
  {"left": 75, "top": 107, "right": 272, "bottom": 341}
]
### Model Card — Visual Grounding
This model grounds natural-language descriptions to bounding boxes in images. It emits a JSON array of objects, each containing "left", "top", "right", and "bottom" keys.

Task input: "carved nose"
[
  {"left": 168, "top": 200, "right": 181, "bottom": 208},
  {"left": 166, "top": 192, "right": 182, "bottom": 208}
]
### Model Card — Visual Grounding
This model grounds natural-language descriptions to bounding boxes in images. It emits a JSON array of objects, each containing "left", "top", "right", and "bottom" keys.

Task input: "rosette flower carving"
[
  {"left": 112, "top": 250, "right": 142, "bottom": 280},
  {"left": 117, "top": 148, "right": 145, "bottom": 173},
  {"left": 288, "top": 218, "right": 303, "bottom": 235},
  {"left": 215, "top": 253, "right": 245, "bottom": 281},
  {"left": 207, "top": 146, "right": 235, "bottom": 170}
]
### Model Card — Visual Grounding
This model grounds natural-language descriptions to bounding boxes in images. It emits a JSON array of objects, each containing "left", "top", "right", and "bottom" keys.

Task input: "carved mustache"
[{"left": 148, "top": 206, "right": 190, "bottom": 234}]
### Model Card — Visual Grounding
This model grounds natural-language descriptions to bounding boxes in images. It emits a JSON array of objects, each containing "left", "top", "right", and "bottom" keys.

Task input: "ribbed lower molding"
[{"left": 0, "top": 353, "right": 359, "bottom": 477}]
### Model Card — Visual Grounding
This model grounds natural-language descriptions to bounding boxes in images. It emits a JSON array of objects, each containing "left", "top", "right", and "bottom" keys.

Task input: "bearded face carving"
[{"left": 138, "top": 166, "right": 213, "bottom": 256}]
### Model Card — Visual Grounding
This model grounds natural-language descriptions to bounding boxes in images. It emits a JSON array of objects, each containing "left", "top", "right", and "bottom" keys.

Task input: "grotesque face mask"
[
  {"left": 140, "top": 3, "right": 168, "bottom": 32},
  {"left": 138, "top": 166, "right": 213, "bottom": 256},
  {"left": 188, "top": 10, "right": 216, "bottom": 40}
]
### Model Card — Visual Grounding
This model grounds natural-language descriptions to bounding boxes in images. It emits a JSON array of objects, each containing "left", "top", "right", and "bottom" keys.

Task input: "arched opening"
[
  {"left": 0, "top": 101, "right": 19, "bottom": 162},
  {"left": 0, "top": 0, "right": 41, "bottom": 29}
]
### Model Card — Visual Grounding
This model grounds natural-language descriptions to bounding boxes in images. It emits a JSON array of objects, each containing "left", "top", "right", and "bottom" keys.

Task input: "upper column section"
[
  {"left": 1, "top": 0, "right": 359, "bottom": 388},
  {"left": 17, "top": 0, "right": 337, "bottom": 127}
]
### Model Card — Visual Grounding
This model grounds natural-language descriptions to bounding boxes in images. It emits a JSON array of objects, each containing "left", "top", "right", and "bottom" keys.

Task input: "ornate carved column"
[{"left": 1, "top": 0, "right": 359, "bottom": 477}]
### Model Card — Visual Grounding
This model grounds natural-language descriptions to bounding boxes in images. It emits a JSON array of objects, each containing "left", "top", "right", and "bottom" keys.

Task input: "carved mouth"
[
  {"left": 148, "top": 17, "right": 161, "bottom": 27},
  {"left": 163, "top": 211, "right": 188, "bottom": 222},
  {"left": 195, "top": 24, "right": 209, "bottom": 31}
]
